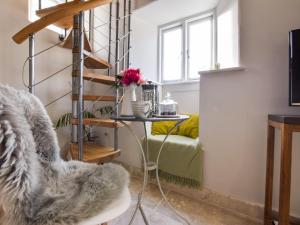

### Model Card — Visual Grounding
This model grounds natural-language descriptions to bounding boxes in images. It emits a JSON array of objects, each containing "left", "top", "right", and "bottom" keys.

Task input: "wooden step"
[
  {"left": 63, "top": 29, "right": 92, "bottom": 52},
  {"left": 72, "top": 95, "right": 123, "bottom": 102},
  {"left": 84, "top": 51, "right": 111, "bottom": 69},
  {"left": 70, "top": 143, "right": 120, "bottom": 163},
  {"left": 72, "top": 118, "right": 127, "bottom": 128},
  {"left": 83, "top": 72, "right": 116, "bottom": 85},
  {"left": 13, "top": 0, "right": 112, "bottom": 44}
]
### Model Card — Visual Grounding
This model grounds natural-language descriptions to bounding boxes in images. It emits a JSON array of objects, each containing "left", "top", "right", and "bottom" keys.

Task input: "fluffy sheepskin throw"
[{"left": 0, "top": 85, "right": 129, "bottom": 225}]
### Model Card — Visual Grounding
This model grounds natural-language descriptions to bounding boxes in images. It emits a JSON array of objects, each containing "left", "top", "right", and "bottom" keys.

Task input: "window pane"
[
  {"left": 188, "top": 17, "right": 212, "bottom": 78},
  {"left": 217, "top": 0, "right": 239, "bottom": 68},
  {"left": 162, "top": 26, "right": 183, "bottom": 81}
]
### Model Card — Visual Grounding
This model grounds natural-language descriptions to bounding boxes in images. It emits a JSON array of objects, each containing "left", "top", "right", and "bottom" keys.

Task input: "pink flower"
[{"left": 120, "top": 68, "right": 144, "bottom": 86}]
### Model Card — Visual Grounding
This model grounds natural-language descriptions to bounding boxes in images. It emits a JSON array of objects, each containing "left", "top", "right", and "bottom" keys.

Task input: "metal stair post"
[
  {"left": 89, "top": 9, "right": 95, "bottom": 51},
  {"left": 114, "top": 0, "right": 120, "bottom": 151},
  {"left": 72, "top": 11, "right": 85, "bottom": 161},
  {"left": 127, "top": 0, "right": 132, "bottom": 68},
  {"left": 29, "top": 34, "right": 35, "bottom": 94},
  {"left": 108, "top": 2, "right": 113, "bottom": 76},
  {"left": 122, "top": 0, "right": 127, "bottom": 70}
]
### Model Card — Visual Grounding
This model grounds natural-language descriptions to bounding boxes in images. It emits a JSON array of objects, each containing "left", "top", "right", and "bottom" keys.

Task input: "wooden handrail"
[{"left": 12, "top": 0, "right": 112, "bottom": 44}]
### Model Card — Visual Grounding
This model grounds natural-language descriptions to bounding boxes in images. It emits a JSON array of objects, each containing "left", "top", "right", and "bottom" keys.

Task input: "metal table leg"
[
  {"left": 120, "top": 120, "right": 191, "bottom": 225},
  {"left": 120, "top": 121, "right": 151, "bottom": 225},
  {"left": 155, "top": 120, "right": 191, "bottom": 225}
]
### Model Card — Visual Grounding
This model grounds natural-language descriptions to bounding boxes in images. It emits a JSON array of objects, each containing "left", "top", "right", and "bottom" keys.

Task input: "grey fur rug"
[{"left": 0, "top": 85, "right": 129, "bottom": 225}]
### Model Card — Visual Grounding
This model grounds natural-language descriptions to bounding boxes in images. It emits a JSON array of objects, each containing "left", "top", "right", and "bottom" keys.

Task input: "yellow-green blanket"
[{"left": 145, "top": 134, "right": 203, "bottom": 187}]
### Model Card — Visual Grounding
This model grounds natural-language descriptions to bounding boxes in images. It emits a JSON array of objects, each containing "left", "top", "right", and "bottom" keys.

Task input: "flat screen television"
[{"left": 289, "top": 29, "right": 300, "bottom": 106}]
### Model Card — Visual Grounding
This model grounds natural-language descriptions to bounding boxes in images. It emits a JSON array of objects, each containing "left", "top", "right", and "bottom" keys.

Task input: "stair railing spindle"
[
  {"left": 38, "top": 0, "right": 42, "bottom": 10},
  {"left": 127, "top": 0, "right": 132, "bottom": 68},
  {"left": 122, "top": 0, "right": 127, "bottom": 70},
  {"left": 108, "top": 2, "right": 113, "bottom": 76},
  {"left": 114, "top": 0, "right": 120, "bottom": 151},
  {"left": 29, "top": 34, "right": 35, "bottom": 94},
  {"left": 89, "top": 9, "right": 95, "bottom": 51}
]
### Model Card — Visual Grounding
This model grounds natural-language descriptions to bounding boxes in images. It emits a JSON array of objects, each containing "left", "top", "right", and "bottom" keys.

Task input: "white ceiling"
[{"left": 134, "top": 0, "right": 220, "bottom": 25}]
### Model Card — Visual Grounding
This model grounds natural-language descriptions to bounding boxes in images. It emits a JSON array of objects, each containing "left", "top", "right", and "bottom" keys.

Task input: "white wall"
[
  {"left": 200, "top": 0, "right": 300, "bottom": 216},
  {"left": 131, "top": 16, "right": 158, "bottom": 81},
  {"left": 162, "top": 82, "right": 199, "bottom": 114}
]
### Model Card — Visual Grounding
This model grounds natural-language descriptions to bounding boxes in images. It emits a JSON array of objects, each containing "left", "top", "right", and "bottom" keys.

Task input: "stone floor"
[{"left": 109, "top": 177, "right": 262, "bottom": 225}]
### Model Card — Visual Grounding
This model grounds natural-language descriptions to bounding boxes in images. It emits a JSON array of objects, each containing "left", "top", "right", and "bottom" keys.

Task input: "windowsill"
[
  {"left": 161, "top": 79, "right": 200, "bottom": 86},
  {"left": 198, "top": 66, "right": 245, "bottom": 75},
  {"left": 158, "top": 67, "right": 245, "bottom": 85}
]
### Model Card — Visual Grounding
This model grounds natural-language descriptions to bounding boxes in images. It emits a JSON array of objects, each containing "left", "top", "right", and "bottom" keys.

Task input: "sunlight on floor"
[{"left": 109, "top": 177, "right": 261, "bottom": 225}]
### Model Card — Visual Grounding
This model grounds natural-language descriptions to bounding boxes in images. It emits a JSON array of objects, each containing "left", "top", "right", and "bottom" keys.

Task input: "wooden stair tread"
[
  {"left": 72, "top": 94, "right": 123, "bottom": 102},
  {"left": 84, "top": 51, "right": 111, "bottom": 69},
  {"left": 72, "top": 118, "right": 128, "bottom": 128},
  {"left": 83, "top": 72, "right": 115, "bottom": 85},
  {"left": 70, "top": 143, "right": 120, "bottom": 163},
  {"left": 13, "top": 0, "right": 112, "bottom": 44},
  {"left": 63, "top": 30, "right": 92, "bottom": 52}
]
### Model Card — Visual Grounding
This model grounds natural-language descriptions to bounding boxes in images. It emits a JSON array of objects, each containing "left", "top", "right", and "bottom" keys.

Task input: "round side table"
[{"left": 112, "top": 115, "right": 190, "bottom": 225}]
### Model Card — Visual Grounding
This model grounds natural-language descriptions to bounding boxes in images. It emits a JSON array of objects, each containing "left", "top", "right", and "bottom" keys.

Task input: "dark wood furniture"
[{"left": 264, "top": 115, "right": 300, "bottom": 225}]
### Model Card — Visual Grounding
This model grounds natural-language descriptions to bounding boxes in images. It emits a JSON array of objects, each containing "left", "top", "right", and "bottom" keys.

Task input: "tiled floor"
[{"left": 109, "top": 177, "right": 262, "bottom": 225}]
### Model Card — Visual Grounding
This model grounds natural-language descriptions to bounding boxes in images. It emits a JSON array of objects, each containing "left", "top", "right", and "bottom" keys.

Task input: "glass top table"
[
  {"left": 111, "top": 114, "right": 189, "bottom": 122},
  {"left": 112, "top": 115, "right": 191, "bottom": 225}
]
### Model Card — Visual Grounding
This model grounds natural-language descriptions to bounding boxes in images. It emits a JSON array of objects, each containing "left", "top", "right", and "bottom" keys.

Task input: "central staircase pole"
[{"left": 72, "top": 10, "right": 85, "bottom": 161}]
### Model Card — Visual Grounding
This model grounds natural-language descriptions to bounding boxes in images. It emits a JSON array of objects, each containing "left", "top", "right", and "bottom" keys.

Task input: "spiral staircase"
[{"left": 12, "top": 0, "right": 138, "bottom": 164}]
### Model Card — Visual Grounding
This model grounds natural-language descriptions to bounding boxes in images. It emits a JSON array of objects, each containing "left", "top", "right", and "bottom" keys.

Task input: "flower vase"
[{"left": 120, "top": 84, "right": 137, "bottom": 116}]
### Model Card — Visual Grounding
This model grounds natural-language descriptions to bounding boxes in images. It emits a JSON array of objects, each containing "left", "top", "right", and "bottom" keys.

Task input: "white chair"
[
  {"left": 0, "top": 85, "right": 131, "bottom": 225},
  {"left": 79, "top": 188, "right": 131, "bottom": 225}
]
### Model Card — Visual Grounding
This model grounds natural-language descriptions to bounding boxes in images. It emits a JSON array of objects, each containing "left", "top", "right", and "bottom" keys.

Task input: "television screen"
[{"left": 289, "top": 29, "right": 300, "bottom": 106}]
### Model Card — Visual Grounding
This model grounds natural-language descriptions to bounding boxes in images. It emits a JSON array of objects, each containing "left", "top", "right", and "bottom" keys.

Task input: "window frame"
[{"left": 158, "top": 10, "right": 217, "bottom": 83}]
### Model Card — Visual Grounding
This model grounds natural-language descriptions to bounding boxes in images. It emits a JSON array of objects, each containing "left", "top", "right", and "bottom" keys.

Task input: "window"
[
  {"left": 28, "top": 0, "right": 65, "bottom": 35},
  {"left": 158, "top": 0, "right": 240, "bottom": 83},
  {"left": 159, "top": 13, "right": 214, "bottom": 83},
  {"left": 161, "top": 25, "right": 183, "bottom": 81},
  {"left": 187, "top": 16, "right": 213, "bottom": 78}
]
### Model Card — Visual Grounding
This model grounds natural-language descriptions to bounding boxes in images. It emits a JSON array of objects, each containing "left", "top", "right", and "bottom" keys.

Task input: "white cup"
[{"left": 131, "top": 101, "right": 151, "bottom": 119}]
